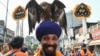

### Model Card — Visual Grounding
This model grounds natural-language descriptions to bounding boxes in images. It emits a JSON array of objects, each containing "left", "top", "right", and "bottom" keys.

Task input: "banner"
[{"left": 92, "top": 29, "right": 100, "bottom": 40}]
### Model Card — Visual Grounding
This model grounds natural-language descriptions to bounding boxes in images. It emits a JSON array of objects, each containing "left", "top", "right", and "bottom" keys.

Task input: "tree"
[{"left": 31, "top": 44, "right": 38, "bottom": 51}]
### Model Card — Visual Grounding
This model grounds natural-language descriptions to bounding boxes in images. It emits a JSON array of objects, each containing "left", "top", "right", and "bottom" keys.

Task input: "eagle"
[{"left": 25, "top": 0, "right": 67, "bottom": 35}]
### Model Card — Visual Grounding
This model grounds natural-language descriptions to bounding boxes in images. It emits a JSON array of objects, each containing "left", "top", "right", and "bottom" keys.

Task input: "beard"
[{"left": 42, "top": 44, "right": 57, "bottom": 56}]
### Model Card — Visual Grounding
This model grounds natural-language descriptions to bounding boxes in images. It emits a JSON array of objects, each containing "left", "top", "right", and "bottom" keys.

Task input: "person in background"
[
  {"left": 64, "top": 51, "right": 68, "bottom": 56},
  {"left": 4, "top": 36, "right": 28, "bottom": 56},
  {"left": 60, "top": 47, "right": 64, "bottom": 54},
  {"left": 34, "top": 20, "right": 63, "bottom": 56},
  {"left": 80, "top": 43, "right": 92, "bottom": 56},
  {"left": 76, "top": 49, "right": 81, "bottom": 56},
  {"left": 0, "top": 43, "right": 10, "bottom": 56},
  {"left": 67, "top": 51, "right": 71, "bottom": 56},
  {"left": 0, "top": 48, "right": 3, "bottom": 56},
  {"left": 21, "top": 46, "right": 28, "bottom": 56},
  {"left": 70, "top": 50, "right": 76, "bottom": 56},
  {"left": 3, "top": 43, "right": 10, "bottom": 53}
]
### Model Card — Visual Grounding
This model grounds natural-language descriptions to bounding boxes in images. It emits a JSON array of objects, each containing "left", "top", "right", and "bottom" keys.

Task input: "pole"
[
  {"left": 20, "top": 20, "right": 23, "bottom": 37},
  {"left": 16, "top": 20, "right": 20, "bottom": 36},
  {"left": 82, "top": 18, "right": 87, "bottom": 36},
  {"left": 22, "top": 20, "right": 23, "bottom": 37},
  {"left": 3, "top": 0, "right": 9, "bottom": 44}
]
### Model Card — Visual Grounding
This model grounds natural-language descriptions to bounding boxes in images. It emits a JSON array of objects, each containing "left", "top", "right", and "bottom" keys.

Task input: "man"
[
  {"left": 0, "top": 43, "right": 10, "bottom": 56},
  {"left": 34, "top": 20, "right": 63, "bottom": 56},
  {"left": 3, "top": 43, "right": 10, "bottom": 53},
  {"left": 4, "top": 36, "right": 28, "bottom": 56},
  {"left": 80, "top": 43, "right": 92, "bottom": 56}
]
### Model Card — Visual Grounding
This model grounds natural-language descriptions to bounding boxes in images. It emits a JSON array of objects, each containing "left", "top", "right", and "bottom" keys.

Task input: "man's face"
[
  {"left": 3, "top": 43, "right": 10, "bottom": 53},
  {"left": 40, "top": 34, "right": 58, "bottom": 54}
]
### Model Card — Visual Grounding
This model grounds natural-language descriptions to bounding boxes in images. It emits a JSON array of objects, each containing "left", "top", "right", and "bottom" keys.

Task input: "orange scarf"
[{"left": 34, "top": 49, "right": 64, "bottom": 56}]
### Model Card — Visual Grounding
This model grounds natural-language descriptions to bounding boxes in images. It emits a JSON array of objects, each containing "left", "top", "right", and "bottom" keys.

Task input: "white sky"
[{"left": 0, "top": 0, "right": 100, "bottom": 37}]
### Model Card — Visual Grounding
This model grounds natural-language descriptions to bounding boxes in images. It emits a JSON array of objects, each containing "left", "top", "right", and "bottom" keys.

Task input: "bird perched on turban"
[{"left": 26, "top": 0, "right": 67, "bottom": 35}]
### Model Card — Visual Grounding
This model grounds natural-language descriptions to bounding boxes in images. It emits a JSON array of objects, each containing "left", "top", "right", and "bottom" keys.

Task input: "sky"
[{"left": 0, "top": 0, "right": 100, "bottom": 37}]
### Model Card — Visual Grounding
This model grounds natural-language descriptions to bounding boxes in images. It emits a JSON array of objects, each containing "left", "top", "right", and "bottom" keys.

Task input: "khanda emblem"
[
  {"left": 12, "top": 6, "right": 26, "bottom": 20},
  {"left": 74, "top": 3, "right": 91, "bottom": 18}
]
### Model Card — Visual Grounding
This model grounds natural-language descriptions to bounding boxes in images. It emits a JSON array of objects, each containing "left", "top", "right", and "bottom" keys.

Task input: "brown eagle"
[{"left": 26, "top": 0, "right": 67, "bottom": 35}]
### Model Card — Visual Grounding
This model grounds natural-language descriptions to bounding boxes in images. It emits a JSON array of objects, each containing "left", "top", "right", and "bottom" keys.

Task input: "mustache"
[{"left": 43, "top": 44, "right": 57, "bottom": 48}]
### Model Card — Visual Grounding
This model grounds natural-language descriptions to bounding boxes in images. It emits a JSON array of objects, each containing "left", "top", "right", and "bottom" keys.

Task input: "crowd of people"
[
  {"left": 0, "top": 20, "right": 95, "bottom": 56},
  {"left": 64, "top": 43, "right": 95, "bottom": 56}
]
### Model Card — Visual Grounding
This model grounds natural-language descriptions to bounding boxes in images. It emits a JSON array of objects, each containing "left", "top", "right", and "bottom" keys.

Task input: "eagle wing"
[
  {"left": 51, "top": 0, "right": 67, "bottom": 35},
  {"left": 25, "top": 0, "right": 43, "bottom": 34}
]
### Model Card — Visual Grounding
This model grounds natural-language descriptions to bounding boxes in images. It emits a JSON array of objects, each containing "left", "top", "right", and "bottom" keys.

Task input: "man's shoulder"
[
  {"left": 4, "top": 50, "right": 13, "bottom": 56},
  {"left": 34, "top": 50, "right": 64, "bottom": 56},
  {"left": 56, "top": 50, "right": 64, "bottom": 56},
  {"left": 34, "top": 52, "right": 38, "bottom": 56},
  {"left": 15, "top": 51, "right": 28, "bottom": 56}
]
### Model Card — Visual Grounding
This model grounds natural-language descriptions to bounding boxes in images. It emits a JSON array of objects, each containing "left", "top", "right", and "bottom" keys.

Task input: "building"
[
  {"left": 0, "top": 27, "right": 15, "bottom": 43},
  {"left": 73, "top": 22, "right": 97, "bottom": 49},
  {"left": 58, "top": 10, "right": 82, "bottom": 52},
  {"left": 88, "top": 22, "right": 100, "bottom": 56},
  {"left": 0, "top": 20, "right": 15, "bottom": 47},
  {"left": 66, "top": 10, "right": 82, "bottom": 28}
]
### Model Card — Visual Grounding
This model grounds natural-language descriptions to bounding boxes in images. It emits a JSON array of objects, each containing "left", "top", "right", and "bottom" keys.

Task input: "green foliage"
[
  {"left": 28, "top": 43, "right": 38, "bottom": 51},
  {"left": 32, "top": 44, "right": 38, "bottom": 50},
  {"left": 25, "top": 36, "right": 39, "bottom": 51}
]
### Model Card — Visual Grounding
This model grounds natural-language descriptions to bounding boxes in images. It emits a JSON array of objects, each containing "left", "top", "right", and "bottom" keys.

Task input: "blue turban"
[
  {"left": 81, "top": 43, "right": 86, "bottom": 48},
  {"left": 36, "top": 20, "right": 62, "bottom": 41}
]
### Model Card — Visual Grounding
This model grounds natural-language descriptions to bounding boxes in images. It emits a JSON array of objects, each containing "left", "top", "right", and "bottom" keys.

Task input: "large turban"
[{"left": 36, "top": 20, "right": 62, "bottom": 41}]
